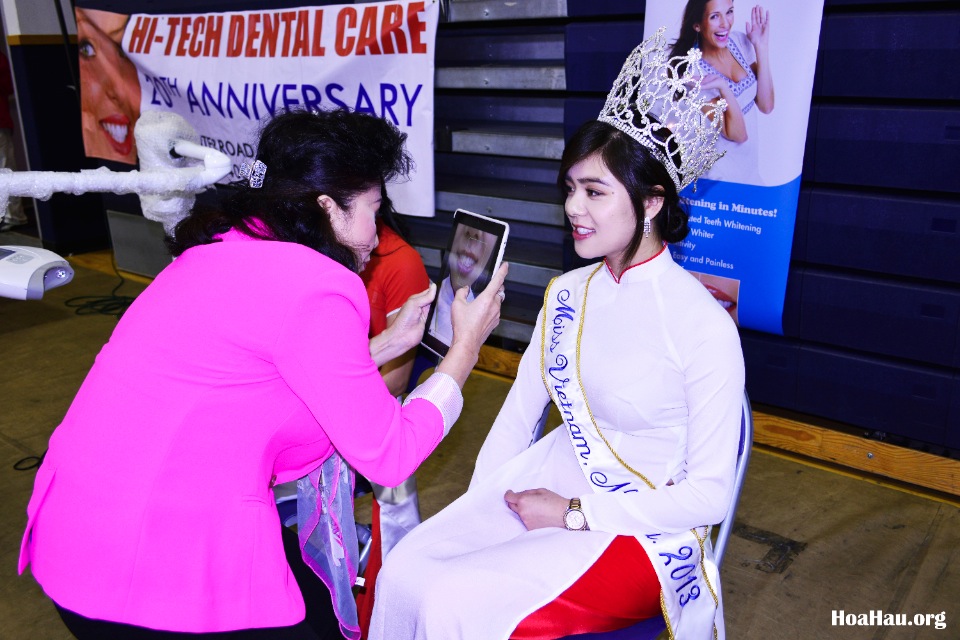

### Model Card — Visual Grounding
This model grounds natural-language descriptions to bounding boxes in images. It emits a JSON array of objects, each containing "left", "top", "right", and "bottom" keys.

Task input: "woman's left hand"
[
  {"left": 745, "top": 5, "right": 770, "bottom": 50},
  {"left": 504, "top": 488, "right": 568, "bottom": 530},
  {"left": 370, "top": 283, "right": 436, "bottom": 367}
]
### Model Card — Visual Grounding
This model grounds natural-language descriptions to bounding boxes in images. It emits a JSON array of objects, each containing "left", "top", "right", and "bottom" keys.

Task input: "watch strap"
[{"left": 564, "top": 497, "right": 588, "bottom": 531}]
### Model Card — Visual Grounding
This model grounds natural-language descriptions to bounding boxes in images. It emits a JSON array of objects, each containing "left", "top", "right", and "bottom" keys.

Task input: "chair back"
[
  {"left": 713, "top": 391, "right": 753, "bottom": 567},
  {"left": 549, "top": 390, "right": 754, "bottom": 640}
]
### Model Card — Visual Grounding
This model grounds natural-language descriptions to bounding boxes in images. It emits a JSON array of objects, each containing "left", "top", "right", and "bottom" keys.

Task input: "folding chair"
[{"left": 546, "top": 391, "right": 754, "bottom": 640}]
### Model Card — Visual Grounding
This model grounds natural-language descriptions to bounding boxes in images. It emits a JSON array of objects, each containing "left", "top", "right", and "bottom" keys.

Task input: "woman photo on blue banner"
[{"left": 671, "top": 1, "right": 774, "bottom": 184}]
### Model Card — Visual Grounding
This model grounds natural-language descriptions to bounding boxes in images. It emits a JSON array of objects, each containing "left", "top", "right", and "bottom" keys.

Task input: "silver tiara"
[
  {"left": 597, "top": 27, "right": 727, "bottom": 192},
  {"left": 238, "top": 160, "right": 267, "bottom": 189}
]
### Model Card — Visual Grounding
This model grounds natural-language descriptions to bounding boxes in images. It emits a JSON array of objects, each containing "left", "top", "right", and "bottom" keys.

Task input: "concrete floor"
[{"left": 2, "top": 237, "right": 959, "bottom": 639}]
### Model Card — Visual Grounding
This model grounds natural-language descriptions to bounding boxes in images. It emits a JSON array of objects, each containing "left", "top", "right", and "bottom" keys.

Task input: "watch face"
[{"left": 564, "top": 509, "right": 586, "bottom": 530}]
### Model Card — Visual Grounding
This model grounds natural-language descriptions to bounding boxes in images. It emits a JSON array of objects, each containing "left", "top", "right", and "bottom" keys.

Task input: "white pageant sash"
[{"left": 539, "top": 266, "right": 723, "bottom": 640}]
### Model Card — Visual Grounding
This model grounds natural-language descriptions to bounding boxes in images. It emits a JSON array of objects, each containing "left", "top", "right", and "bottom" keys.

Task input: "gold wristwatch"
[{"left": 563, "top": 497, "right": 588, "bottom": 531}]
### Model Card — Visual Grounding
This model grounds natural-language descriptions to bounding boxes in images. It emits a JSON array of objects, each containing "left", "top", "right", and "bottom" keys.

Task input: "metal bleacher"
[
  {"left": 404, "top": 0, "right": 960, "bottom": 454},
  {"left": 403, "top": 1, "right": 643, "bottom": 347},
  {"left": 747, "top": 1, "right": 960, "bottom": 452}
]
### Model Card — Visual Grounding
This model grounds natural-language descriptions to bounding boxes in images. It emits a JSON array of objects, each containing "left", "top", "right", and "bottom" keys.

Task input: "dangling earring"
[
  {"left": 694, "top": 29, "right": 700, "bottom": 49},
  {"left": 643, "top": 217, "right": 652, "bottom": 238}
]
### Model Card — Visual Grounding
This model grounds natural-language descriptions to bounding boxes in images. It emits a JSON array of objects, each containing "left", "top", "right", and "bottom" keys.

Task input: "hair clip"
[{"left": 238, "top": 160, "right": 267, "bottom": 189}]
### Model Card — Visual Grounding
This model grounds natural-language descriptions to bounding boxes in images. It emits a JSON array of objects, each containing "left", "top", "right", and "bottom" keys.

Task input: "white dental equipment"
[
  {"left": 0, "top": 245, "right": 73, "bottom": 300},
  {"left": 0, "top": 111, "right": 231, "bottom": 300}
]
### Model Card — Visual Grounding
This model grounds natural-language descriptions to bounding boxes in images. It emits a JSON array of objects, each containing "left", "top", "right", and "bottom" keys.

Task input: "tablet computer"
[{"left": 422, "top": 209, "right": 510, "bottom": 357}]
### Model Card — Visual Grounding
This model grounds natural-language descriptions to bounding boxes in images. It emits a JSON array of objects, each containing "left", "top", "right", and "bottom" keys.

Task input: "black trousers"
[{"left": 55, "top": 526, "right": 343, "bottom": 640}]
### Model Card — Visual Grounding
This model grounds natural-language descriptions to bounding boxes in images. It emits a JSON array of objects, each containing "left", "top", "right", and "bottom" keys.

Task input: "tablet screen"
[{"left": 422, "top": 210, "right": 509, "bottom": 357}]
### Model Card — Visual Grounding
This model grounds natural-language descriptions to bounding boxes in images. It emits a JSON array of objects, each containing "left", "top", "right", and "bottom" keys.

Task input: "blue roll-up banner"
[
  {"left": 644, "top": 1, "right": 824, "bottom": 333},
  {"left": 75, "top": 0, "right": 439, "bottom": 217}
]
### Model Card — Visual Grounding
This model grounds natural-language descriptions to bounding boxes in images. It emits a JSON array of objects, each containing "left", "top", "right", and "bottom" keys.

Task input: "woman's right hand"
[
  {"left": 698, "top": 73, "right": 727, "bottom": 94},
  {"left": 436, "top": 263, "right": 509, "bottom": 387},
  {"left": 698, "top": 74, "right": 747, "bottom": 143},
  {"left": 369, "top": 283, "right": 436, "bottom": 368},
  {"left": 451, "top": 262, "right": 509, "bottom": 350},
  {"left": 745, "top": 5, "right": 771, "bottom": 52}
]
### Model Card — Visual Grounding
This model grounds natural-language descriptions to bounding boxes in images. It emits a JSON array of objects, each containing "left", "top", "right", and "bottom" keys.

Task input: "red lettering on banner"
[
  {"left": 188, "top": 17, "right": 205, "bottom": 57},
  {"left": 260, "top": 14, "right": 279, "bottom": 57},
  {"left": 245, "top": 14, "right": 261, "bottom": 57},
  {"left": 146, "top": 17, "right": 159, "bottom": 54},
  {"left": 335, "top": 3, "right": 427, "bottom": 57},
  {"left": 227, "top": 15, "right": 244, "bottom": 57},
  {"left": 175, "top": 17, "right": 193, "bottom": 56},
  {"left": 291, "top": 9, "right": 310, "bottom": 57},
  {"left": 136, "top": 2, "right": 428, "bottom": 58},
  {"left": 164, "top": 16, "right": 181, "bottom": 55},
  {"left": 312, "top": 10, "right": 326, "bottom": 56},
  {"left": 356, "top": 6, "right": 382, "bottom": 55},
  {"left": 128, "top": 16, "right": 150, "bottom": 54},
  {"left": 205, "top": 15, "right": 223, "bottom": 56},
  {"left": 336, "top": 7, "right": 357, "bottom": 57},
  {"left": 380, "top": 4, "right": 406, "bottom": 54},
  {"left": 408, "top": 2, "right": 427, "bottom": 54},
  {"left": 279, "top": 12, "right": 297, "bottom": 56}
]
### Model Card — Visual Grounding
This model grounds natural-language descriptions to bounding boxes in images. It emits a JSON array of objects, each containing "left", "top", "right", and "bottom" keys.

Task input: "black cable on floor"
[
  {"left": 64, "top": 255, "right": 138, "bottom": 318},
  {"left": 14, "top": 451, "right": 45, "bottom": 471}
]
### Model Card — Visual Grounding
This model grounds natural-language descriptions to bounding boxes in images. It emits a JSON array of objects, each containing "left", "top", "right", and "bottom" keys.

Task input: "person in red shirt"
[
  {"left": 355, "top": 191, "right": 431, "bottom": 637},
  {"left": 361, "top": 195, "right": 432, "bottom": 395}
]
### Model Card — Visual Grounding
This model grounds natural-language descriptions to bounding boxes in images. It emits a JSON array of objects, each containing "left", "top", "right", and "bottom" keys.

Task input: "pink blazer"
[{"left": 19, "top": 230, "right": 444, "bottom": 632}]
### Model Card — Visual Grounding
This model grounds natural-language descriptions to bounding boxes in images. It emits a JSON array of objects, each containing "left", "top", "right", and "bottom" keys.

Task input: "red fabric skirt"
[
  {"left": 355, "top": 498, "right": 382, "bottom": 639},
  {"left": 510, "top": 535, "right": 662, "bottom": 639}
]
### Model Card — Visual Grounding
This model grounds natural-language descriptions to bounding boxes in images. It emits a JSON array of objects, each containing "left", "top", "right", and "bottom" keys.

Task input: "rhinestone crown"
[{"left": 597, "top": 27, "right": 727, "bottom": 192}]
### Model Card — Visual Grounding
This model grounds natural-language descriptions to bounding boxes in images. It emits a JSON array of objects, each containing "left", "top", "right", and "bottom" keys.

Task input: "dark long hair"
[
  {"left": 558, "top": 120, "right": 688, "bottom": 262},
  {"left": 375, "top": 181, "right": 411, "bottom": 245},
  {"left": 167, "top": 108, "right": 412, "bottom": 273},
  {"left": 670, "top": 0, "right": 711, "bottom": 73}
]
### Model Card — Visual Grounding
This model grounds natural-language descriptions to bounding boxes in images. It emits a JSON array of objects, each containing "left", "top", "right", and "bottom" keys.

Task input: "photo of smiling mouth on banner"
[
  {"left": 644, "top": 0, "right": 824, "bottom": 333},
  {"left": 77, "top": 8, "right": 143, "bottom": 164},
  {"left": 76, "top": 0, "right": 439, "bottom": 218}
]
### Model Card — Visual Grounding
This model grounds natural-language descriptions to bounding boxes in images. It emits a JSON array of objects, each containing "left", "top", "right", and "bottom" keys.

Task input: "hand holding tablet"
[{"left": 423, "top": 209, "right": 510, "bottom": 357}]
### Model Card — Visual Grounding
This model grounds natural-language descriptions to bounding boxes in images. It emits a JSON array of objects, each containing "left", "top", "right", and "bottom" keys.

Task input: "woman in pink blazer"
[{"left": 19, "top": 108, "right": 507, "bottom": 639}]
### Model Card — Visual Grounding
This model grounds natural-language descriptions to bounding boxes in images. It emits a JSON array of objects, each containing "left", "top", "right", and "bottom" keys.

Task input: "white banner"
[
  {"left": 641, "top": 0, "right": 824, "bottom": 333},
  {"left": 85, "top": 1, "right": 439, "bottom": 217}
]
